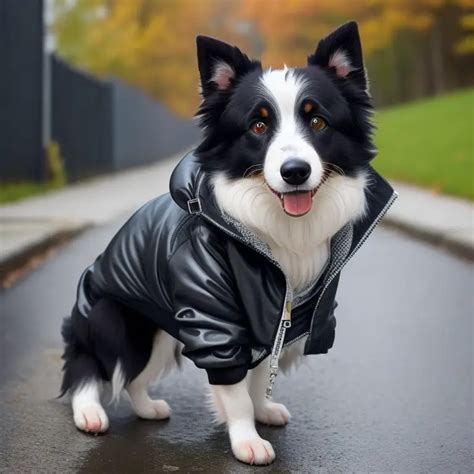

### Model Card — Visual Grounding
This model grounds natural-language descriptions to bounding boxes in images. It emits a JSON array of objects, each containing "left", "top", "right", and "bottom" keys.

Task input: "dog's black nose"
[{"left": 280, "top": 159, "right": 311, "bottom": 185}]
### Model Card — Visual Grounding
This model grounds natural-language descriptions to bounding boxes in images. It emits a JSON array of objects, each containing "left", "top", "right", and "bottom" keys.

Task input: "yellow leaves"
[
  {"left": 457, "top": 11, "right": 474, "bottom": 53},
  {"left": 455, "top": 34, "right": 474, "bottom": 53},
  {"left": 454, "top": 0, "right": 474, "bottom": 7},
  {"left": 238, "top": 0, "right": 443, "bottom": 67},
  {"left": 53, "top": 0, "right": 473, "bottom": 117},
  {"left": 461, "top": 13, "right": 474, "bottom": 28},
  {"left": 359, "top": 19, "right": 393, "bottom": 56}
]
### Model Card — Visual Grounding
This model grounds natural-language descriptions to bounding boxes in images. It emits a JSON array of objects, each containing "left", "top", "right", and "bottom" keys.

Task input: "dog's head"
[{"left": 195, "top": 21, "right": 374, "bottom": 218}]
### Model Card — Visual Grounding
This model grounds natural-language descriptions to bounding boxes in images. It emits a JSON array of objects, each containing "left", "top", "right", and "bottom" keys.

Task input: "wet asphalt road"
[{"left": 0, "top": 219, "right": 472, "bottom": 473}]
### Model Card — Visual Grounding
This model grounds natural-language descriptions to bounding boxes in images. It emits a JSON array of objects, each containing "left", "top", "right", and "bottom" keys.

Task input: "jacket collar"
[
  {"left": 170, "top": 151, "right": 235, "bottom": 230},
  {"left": 170, "top": 150, "right": 398, "bottom": 257}
]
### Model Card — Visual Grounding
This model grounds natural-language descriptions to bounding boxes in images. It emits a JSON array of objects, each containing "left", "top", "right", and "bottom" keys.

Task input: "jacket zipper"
[
  {"left": 198, "top": 212, "right": 293, "bottom": 398},
  {"left": 265, "top": 286, "right": 293, "bottom": 398},
  {"left": 194, "top": 177, "right": 397, "bottom": 397}
]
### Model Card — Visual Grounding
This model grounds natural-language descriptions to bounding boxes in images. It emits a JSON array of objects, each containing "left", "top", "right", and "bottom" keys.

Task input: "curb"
[
  {"left": 0, "top": 191, "right": 472, "bottom": 287},
  {"left": 382, "top": 217, "right": 473, "bottom": 261},
  {"left": 1, "top": 213, "right": 471, "bottom": 289},
  {"left": 0, "top": 223, "right": 89, "bottom": 287}
]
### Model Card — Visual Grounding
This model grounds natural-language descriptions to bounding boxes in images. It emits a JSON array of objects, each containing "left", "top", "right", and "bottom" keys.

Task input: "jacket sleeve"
[{"left": 168, "top": 224, "right": 251, "bottom": 385}]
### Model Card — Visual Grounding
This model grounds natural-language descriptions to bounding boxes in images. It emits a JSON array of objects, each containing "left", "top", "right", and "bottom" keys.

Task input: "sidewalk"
[
  {"left": 1, "top": 154, "right": 473, "bottom": 280},
  {"left": 0, "top": 155, "right": 178, "bottom": 279},
  {"left": 383, "top": 181, "right": 473, "bottom": 259}
]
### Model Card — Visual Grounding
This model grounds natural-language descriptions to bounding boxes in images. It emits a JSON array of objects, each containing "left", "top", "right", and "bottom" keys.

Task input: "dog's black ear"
[
  {"left": 196, "top": 36, "right": 260, "bottom": 98},
  {"left": 308, "top": 21, "right": 367, "bottom": 91}
]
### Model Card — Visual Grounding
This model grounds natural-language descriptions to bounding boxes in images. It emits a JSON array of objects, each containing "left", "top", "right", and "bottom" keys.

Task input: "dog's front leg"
[
  {"left": 211, "top": 380, "right": 275, "bottom": 465},
  {"left": 248, "top": 357, "right": 291, "bottom": 426}
]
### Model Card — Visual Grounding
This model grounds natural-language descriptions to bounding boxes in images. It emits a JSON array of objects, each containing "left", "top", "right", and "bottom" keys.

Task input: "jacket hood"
[
  {"left": 169, "top": 152, "right": 204, "bottom": 212},
  {"left": 169, "top": 151, "right": 234, "bottom": 233}
]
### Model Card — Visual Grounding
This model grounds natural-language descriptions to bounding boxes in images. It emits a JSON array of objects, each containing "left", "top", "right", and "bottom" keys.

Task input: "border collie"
[{"left": 61, "top": 21, "right": 396, "bottom": 465}]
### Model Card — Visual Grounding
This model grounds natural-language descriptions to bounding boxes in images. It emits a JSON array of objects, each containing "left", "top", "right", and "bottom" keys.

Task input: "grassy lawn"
[
  {"left": 0, "top": 181, "right": 63, "bottom": 204},
  {"left": 374, "top": 88, "right": 473, "bottom": 200}
]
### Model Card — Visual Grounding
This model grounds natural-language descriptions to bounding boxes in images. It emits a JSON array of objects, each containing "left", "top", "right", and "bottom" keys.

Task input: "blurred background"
[
  {"left": 0, "top": 0, "right": 473, "bottom": 200},
  {"left": 1, "top": 2, "right": 473, "bottom": 471}
]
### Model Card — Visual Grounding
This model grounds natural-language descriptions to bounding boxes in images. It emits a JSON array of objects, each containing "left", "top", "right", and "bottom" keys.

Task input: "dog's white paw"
[
  {"left": 232, "top": 437, "right": 275, "bottom": 465},
  {"left": 133, "top": 399, "right": 171, "bottom": 420},
  {"left": 73, "top": 403, "right": 109, "bottom": 434},
  {"left": 255, "top": 401, "right": 291, "bottom": 426}
]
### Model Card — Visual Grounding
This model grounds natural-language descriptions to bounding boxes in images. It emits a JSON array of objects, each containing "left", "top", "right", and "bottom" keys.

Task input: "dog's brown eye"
[
  {"left": 251, "top": 121, "right": 268, "bottom": 135},
  {"left": 311, "top": 116, "right": 326, "bottom": 131}
]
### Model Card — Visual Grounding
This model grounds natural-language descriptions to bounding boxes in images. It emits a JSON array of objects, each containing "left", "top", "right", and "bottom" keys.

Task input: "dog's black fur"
[
  {"left": 196, "top": 22, "right": 375, "bottom": 180},
  {"left": 61, "top": 21, "right": 375, "bottom": 399},
  {"left": 60, "top": 299, "right": 159, "bottom": 395}
]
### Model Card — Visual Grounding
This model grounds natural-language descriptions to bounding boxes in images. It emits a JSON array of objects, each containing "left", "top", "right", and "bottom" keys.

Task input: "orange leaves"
[{"left": 53, "top": 0, "right": 473, "bottom": 117}]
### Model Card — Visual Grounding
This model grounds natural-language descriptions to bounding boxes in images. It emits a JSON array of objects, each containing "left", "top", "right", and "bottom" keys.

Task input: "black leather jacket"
[{"left": 75, "top": 151, "right": 397, "bottom": 386}]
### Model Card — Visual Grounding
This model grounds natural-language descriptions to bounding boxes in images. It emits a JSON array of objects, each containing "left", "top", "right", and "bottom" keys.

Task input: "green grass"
[
  {"left": 374, "top": 88, "right": 473, "bottom": 200},
  {"left": 1, "top": 90, "right": 472, "bottom": 203},
  {"left": 0, "top": 181, "right": 63, "bottom": 204}
]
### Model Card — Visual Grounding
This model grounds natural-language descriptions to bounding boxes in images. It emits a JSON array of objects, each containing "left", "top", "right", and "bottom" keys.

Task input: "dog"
[{"left": 60, "top": 21, "right": 396, "bottom": 465}]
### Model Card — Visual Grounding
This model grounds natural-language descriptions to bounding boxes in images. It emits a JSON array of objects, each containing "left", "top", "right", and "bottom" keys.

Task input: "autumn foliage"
[{"left": 53, "top": 0, "right": 474, "bottom": 116}]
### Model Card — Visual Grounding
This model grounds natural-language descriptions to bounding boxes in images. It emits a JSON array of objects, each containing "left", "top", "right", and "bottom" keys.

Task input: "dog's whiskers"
[
  {"left": 242, "top": 164, "right": 264, "bottom": 179},
  {"left": 322, "top": 162, "right": 345, "bottom": 177},
  {"left": 237, "top": 184, "right": 267, "bottom": 204}
]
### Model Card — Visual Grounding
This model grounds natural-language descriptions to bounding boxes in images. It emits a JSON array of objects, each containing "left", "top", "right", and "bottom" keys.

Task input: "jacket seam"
[{"left": 170, "top": 214, "right": 193, "bottom": 251}]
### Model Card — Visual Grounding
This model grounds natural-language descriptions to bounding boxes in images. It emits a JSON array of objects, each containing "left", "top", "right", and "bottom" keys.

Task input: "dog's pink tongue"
[{"left": 282, "top": 191, "right": 313, "bottom": 216}]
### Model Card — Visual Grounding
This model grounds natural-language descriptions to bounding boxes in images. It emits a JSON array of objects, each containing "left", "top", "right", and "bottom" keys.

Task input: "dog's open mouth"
[
  {"left": 280, "top": 191, "right": 314, "bottom": 217},
  {"left": 268, "top": 172, "right": 329, "bottom": 217}
]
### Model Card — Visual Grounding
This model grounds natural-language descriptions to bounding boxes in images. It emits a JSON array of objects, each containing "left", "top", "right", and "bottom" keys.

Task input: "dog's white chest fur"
[
  {"left": 267, "top": 239, "right": 329, "bottom": 291},
  {"left": 212, "top": 172, "right": 368, "bottom": 292}
]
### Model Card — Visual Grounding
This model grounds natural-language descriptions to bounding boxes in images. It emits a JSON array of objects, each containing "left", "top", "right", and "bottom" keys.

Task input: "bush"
[
  {"left": 46, "top": 141, "right": 67, "bottom": 186},
  {"left": 0, "top": 142, "right": 67, "bottom": 204}
]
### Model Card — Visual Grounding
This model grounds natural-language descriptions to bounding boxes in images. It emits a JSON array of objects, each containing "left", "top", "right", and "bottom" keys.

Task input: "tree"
[
  {"left": 53, "top": 0, "right": 247, "bottom": 116},
  {"left": 53, "top": 0, "right": 474, "bottom": 116}
]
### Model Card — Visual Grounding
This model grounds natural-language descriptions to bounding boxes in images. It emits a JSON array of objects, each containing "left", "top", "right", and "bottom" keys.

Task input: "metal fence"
[
  {"left": 51, "top": 56, "right": 200, "bottom": 182},
  {"left": 112, "top": 79, "right": 200, "bottom": 171},
  {"left": 1, "top": 0, "right": 200, "bottom": 184},
  {"left": 51, "top": 56, "right": 113, "bottom": 181},
  {"left": 0, "top": 0, "right": 44, "bottom": 183}
]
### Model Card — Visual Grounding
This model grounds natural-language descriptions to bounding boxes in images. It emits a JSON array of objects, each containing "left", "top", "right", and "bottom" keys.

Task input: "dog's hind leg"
[
  {"left": 127, "top": 330, "right": 179, "bottom": 420},
  {"left": 62, "top": 298, "right": 160, "bottom": 433},
  {"left": 61, "top": 308, "right": 109, "bottom": 434},
  {"left": 72, "top": 378, "right": 109, "bottom": 433}
]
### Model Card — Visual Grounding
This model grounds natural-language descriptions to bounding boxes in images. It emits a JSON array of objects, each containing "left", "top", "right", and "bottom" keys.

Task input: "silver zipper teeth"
[
  {"left": 200, "top": 213, "right": 293, "bottom": 396},
  {"left": 194, "top": 175, "right": 396, "bottom": 396},
  {"left": 195, "top": 169, "right": 293, "bottom": 395},
  {"left": 266, "top": 320, "right": 287, "bottom": 398},
  {"left": 265, "top": 284, "right": 293, "bottom": 398},
  {"left": 307, "top": 191, "right": 398, "bottom": 339}
]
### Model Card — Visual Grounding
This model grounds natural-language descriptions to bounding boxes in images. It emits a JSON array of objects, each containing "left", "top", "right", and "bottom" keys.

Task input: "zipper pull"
[
  {"left": 282, "top": 300, "right": 292, "bottom": 328},
  {"left": 265, "top": 366, "right": 278, "bottom": 398}
]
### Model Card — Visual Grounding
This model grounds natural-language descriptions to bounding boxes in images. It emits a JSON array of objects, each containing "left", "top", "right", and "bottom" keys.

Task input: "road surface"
[{"left": 1, "top": 219, "right": 472, "bottom": 473}]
